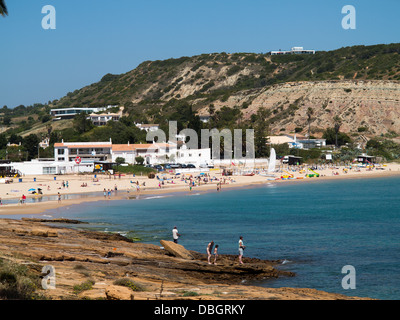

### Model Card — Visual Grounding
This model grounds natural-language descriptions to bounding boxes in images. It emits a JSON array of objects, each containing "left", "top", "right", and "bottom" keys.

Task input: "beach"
[{"left": 1, "top": 163, "right": 400, "bottom": 216}]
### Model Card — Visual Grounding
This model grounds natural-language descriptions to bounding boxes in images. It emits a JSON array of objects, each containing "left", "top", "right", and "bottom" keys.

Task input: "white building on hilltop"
[
  {"left": 270, "top": 46, "right": 315, "bottom": 55},
  {"left": 50, "top": 105, "right": 117, "bottom": 120}
]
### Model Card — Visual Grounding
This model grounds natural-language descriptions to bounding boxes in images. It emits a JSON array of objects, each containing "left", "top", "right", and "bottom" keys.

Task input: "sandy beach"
[{"left": 1, "top": 162, "right": 400, "bottom": 216}]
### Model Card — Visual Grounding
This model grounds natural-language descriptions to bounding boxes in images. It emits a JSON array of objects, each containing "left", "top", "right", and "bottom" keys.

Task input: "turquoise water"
[{"left": 10, "top": 176, "right": 400, "bottom": 299}]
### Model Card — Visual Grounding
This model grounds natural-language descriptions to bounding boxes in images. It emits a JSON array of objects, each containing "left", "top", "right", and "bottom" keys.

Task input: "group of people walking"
[{"left": 172, "top": 226, "right": 246, "bottom": 265}]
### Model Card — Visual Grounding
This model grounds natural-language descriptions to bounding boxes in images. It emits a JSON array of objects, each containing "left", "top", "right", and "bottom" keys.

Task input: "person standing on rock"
[
  {"left": 207, "top": 241, "right": 214, "bottom": 264},
  {"left": 172, "top": 226, "right": 181, "bottom": 243},
  {"left": 213, "top": 244, "right": 219, "bottom": 265},
  {"left": 238, "top": 236, "right": 245, "bottom": 264}
]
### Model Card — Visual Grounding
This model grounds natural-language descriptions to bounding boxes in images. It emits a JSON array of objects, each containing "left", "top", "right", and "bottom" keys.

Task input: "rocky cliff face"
[{"left": 198, "top": 80, "right": 400, "bottom": 136}]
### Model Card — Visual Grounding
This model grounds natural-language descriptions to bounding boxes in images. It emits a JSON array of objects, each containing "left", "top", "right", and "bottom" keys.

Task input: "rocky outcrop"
[
  {"left": 105, "top": 285, "right": 134, "bottom": 300},
  {"left": 160, "top": 240, "right": 195, "bottom": 260},
  {"left": 21, "top": 218, "right": 88, "bottom": 224},
  {"left": 0, "top": 218, "right": 371, "bottom": 300}
]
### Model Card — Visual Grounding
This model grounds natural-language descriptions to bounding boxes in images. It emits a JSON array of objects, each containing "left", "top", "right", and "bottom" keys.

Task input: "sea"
[{"left": 4, "top": 176, "right": 400, "bottom": 300}]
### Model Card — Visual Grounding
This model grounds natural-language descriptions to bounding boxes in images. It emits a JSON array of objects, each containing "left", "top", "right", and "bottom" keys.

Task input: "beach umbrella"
[{"left": 28, "top": 188, "right": 36, "bottom": 192}]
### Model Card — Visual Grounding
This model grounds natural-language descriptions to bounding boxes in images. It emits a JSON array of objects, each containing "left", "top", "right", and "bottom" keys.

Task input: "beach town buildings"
[{"left": 0, "top": 139, "right": 212, "bottom": 176}]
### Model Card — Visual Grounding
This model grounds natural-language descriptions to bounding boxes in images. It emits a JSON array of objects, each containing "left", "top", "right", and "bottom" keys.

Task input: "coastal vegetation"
[{"left": 0, "top": 257, "right": 43, "bottom": 300}]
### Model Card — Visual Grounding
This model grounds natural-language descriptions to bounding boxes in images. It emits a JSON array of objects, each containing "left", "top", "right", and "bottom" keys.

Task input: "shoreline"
[{"left": 2, "top": 164, "right": 400, "bottom": 217}]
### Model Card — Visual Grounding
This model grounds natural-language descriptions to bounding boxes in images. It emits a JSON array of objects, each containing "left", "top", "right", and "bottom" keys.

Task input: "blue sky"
[{"left": 1, "top": 0, "right": 399, "bottom": 108}]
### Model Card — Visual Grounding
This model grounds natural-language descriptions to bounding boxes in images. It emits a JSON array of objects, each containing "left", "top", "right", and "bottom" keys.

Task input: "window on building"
[
  {"left": 43, "top": 167, "right": 56, "bottom": 174},
  {"left": 57, "top": 149, "right": 65, "bottom": 155}
]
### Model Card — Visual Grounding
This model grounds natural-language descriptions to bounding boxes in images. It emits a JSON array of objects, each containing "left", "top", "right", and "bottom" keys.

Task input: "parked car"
[
  {"left": 170, "top": 163, "right": 180, "bottom": 168},
  {"left": 180, "top": 164, "right": 187, "bottom": 168},
  {"left": 153, "top": 165, "right": 163, "bottom": 171},
  {"left": 186, "top": 164, "right": 196, "bottom": 168}
]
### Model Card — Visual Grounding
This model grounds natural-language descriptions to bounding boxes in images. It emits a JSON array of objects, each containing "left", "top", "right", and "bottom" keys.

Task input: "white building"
[
  {"left": 271, "top": 46, "right": 315, "bottom": 55},
  {"left": 50, "top": 105, "right": 117, "bottom": 120},
  {"left": 89, "top": 113, "right": 121, "bottom": 126},
  {"left": 111, "top": 142, "right": 178, "bottom": 165},
  {"left": 268, "top": 135, "right": 326, "bottom": 149},
  {"left": 177, "top": 146, "right": 212, "bottom": 167},
  {"left": 135, "top": 123, "right": 160, "bottom": 132},
  {"left": 38, "top": 138, "right": 50, "bottom": 149},
  {"left": 0, "top": 159, "right": 93, "bottom": 176},
  {"left": 54, "top": 140, "right": 113, "bottom": 162}
]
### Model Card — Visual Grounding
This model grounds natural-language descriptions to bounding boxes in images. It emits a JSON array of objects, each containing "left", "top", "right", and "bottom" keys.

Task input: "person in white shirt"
[
  {"left": 238, "top": 236, "right": 245, "bottom": 264},
  {"left": 172, "top": 226, "right": 181, "bottom": 243}
]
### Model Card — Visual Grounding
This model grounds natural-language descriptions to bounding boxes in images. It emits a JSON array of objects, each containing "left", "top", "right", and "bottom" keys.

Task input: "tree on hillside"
[
  {"left": 254, "top": 107, "right": 271, "bottom": 158},
  {"left": 333, "top": 115, "right": 342, "bottom": 147},
  {"left": 306, "top": 107, "right": 314, "bottom": 138},
  {"left": 73, "top": 112, "right": 93, "bottom": 134},
  {"left": 0, "top": 0, "right": 7, "bottom": 16},
  {"left": 323, "top": 128, "right": 351, "bottom": 147},
  {"left": 0, "top": 133, "right": 7, "bottom": 150},
  {"left": 2, "top": 115, "right": 11, "bottom": 126},
  {"left": 22, "top": 134, "right": 40, "bottom": 160}
]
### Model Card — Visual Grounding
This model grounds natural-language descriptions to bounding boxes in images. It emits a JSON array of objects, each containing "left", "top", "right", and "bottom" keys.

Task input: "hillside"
[{"left": 49, "top": 43, "right": 400, "bottom": 137}]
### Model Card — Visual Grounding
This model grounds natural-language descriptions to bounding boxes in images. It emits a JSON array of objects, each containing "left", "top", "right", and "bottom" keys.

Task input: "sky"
[{"left": 1, "top": 0, "right": 399, "bottom": 108}]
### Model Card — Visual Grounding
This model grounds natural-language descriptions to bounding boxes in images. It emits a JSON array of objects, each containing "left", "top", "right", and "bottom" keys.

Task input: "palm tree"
[{"left": 0, "top": 0, "right": 7, "bottom": 16}]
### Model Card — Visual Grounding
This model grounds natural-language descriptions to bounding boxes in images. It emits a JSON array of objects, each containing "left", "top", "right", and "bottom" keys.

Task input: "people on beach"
[
  {"left": 207, "top": 241, "right": 214, "bottom": 264},
  {"left": 57, "top": 192, "right": 61, "bottom": 203},
  {"left": 20, "top": 194, "right": 26, "bottom": 205},
  {"left": 238, "top": 236, "right": 245, "bottom": 264},
  {"left": 213, "top": 244, "right": 219, "bottom": 264},
  {"left": 172, "top": 226, "right": 181, "bottom": 243}
]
